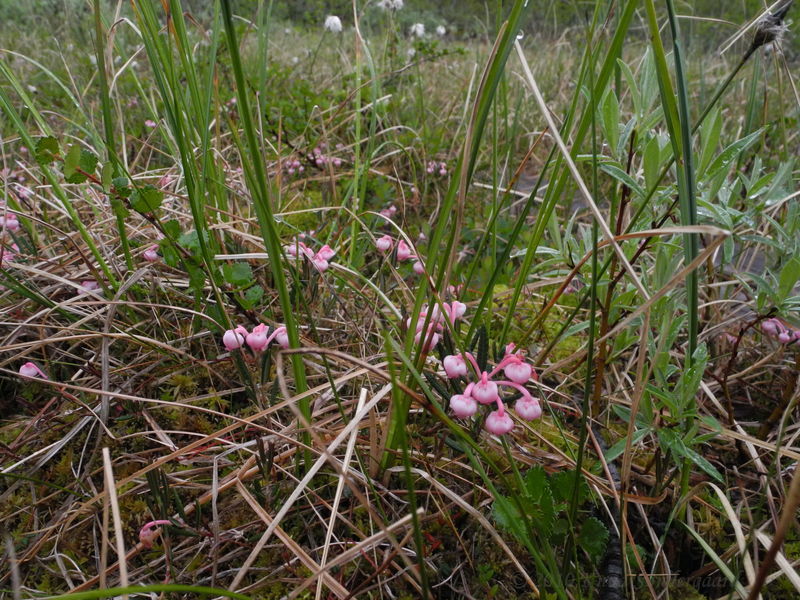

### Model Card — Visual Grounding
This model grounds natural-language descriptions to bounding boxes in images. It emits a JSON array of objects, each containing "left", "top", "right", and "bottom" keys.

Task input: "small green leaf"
[
  {"left": 578, "top": 517, "right": 609, "bottom": 561},
  {"left": 35, "top": 136, "right": 59, "bottom": 164},
  {"left": 222, "top": 262, "right": 253, "bottom": 286},
  {"left": 778, "top": 257, "right": 800, "bottom": 302},
  {"left": 600, "top": 162, "right": 645, "bottom": 198},
  {"left": 130, "top": 184, "right": 164, "bottom": 213},
  {"left": 112, "top": 176, "right": 131, "bottom": 198},
  {"left": 64, "top": 145, "right": 97, "bottom": 183},
  {"left": 101, "top": 162, "right": 114, "bottom": 191},
  {"left": 242, "top": 284, "right": 264, "bottom": 309},
  {"left": 549, "top": 469, "right": 589, "bottom": 506}
]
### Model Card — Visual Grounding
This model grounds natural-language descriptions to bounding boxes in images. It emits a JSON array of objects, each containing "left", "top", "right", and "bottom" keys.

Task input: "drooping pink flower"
[
  {"left": 139, "top": 520, "right": 172, "bottom": 549},
  {"left": 273, "top": 326, "right": 290, "bottom": 349},
  {"left": 0, "top": 214, "right": 19, "bottom": 232},
  {"left": 412, "top": 260, "right": 424, "bottom": 274},
  {"left": 246, "top": 323, "right": 270, "bottom": 352},
  {"left": 222, "top": 326, "right": 247, "bottom": 351},
  {"left": 379, "top": 205, "right": 397, "bottom": 218},
  {"left": 311, "top": 255, "right": 329, "bottom": 272},
  {"left": 143, "top": 245, "right": 159, "bottom": 262},
  {"left": 761, "top": 319, "right": 782, "bottom": 336},
  {"left": 472, "top": 372, "right": 499, "bottom": 405},
  {"left": 443, "top": 354, "right": 468, "bottom": 379},
  {"left": 485, "top": 407, "right": 514, "bottom": 435},
  {"left": 503, "top": 359, "right": 532, "bottom": 384},
  {"left": 19, "top": 361, "right": 47, "bottom": 379},
  {"left": 316, "top": 245, "right": 335, "bottom": 261},
  {"left": 449, "top": 393, "right": 477, "bottom": 418},
  {"left": 515, "top": 396, "right": 542, "bottom": 421},
  {"left": 145, "top": 119, "right": 157, "bottom": 128},
  {"left": 376, "top": 235, "right": 393, "bottom": 252},
  {"left": 396, "top": 240, "right": 413, "bottom": 261},
  {"left": 80, "top": 280, "right": 100, "bottom": 291}
]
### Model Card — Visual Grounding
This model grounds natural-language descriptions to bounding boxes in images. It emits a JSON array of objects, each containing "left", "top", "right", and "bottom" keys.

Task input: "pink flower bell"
[
  {"left": 80, "top": 280, "right": 100, "bottom": 291},
  {"left": 450, "top": 393, "right": 477, "bottom": 418},
  {"left": 273, "top": 326, "right": 290, "bottom": 349},
  {"left": 472, "top": 372, "right": 499, "bottom": 405},
  {"left": 396, "top": 240, "right": 413, "bottom": 261},
  {"left": 485, "top": 407, "right": 514, "bottom": 435},
  {"left": 143, "top": 245, "right": 159, "bottom": 262},
  {"left": 762, "top": 319, "right": 782, "bottom": 336},
  {"left": 515, "top": 396, "right": 542, "bottom": 421},
  {"left": 0, "top": 214, "right": 19, "bottom": 232},
  {"left": 19, "top": 361, "right": 47, "bottom": 379},
  {"left": 145, "top": 119, "right": 157, "bottom": 128},
  {"left": 139, "top": 520, "right": 171, "bottom": 549},
  {"left": 246, "top": 323, "right": 269, "bottom": 352},
  {"left": 376, "top": 235, "right": 393, "bottom": 252},
  {"left": 222, "top": 326, "right": 248, "bottom": 351},
  {"left": 316, "top": 245, "right": 335, "bottom": 261},
  {"left": 503, "top": 359, "right": 532, "bottom": 384},
  {"left": 443, "top": 354, "right": 468, "bottom": 378},
  {"left": 413, "top": 260, "right": 424, "bottom": 274},
  {"left": 311, "top": 255, "right": 329, "bottom": 272}
]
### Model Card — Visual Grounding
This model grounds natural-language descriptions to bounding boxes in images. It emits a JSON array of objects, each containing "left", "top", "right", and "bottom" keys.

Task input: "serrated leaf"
[
  {"left": 523, "top": 466, "right": 547, "bottom": 501},
  {"left": 112, "top": 176, "right": 131, "bottom": 198},
  {"left": 130, "top": 184, "right": 164, "bottom": 213},
  {"left": 222, "top": 262, "right": 253, "bottom": 286},
  {"left": 162, "top": 219, "right": 181, "bottom": 240},
  {"left": 35, "top": 136, "right": 59, "bottom": 165},
  {"left": 110, "top": 197, "right": 130, "bottom": 219},
  {"left": 549, "top": 469, "right": 589, "bottom": 506},
  {"left": 65, "top": 146, "right": 97, "bottom": 184},
  {"left": 242, "top": 284, "right": 264, "bottom": 309},
  {"left": 101, "top": 162, "right": 114, "bottom": 192},
  {"left": 578, "top": 517, "right": 609, "bottom": 561}
]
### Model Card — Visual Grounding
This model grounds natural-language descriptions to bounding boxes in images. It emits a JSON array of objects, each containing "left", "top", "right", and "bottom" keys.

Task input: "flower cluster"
[
  {"left": 444, "top": 344, "right": 542, "bottom": 435},
  {"left": 379, "top": 204, "right": 397, "bottom": 219},
  {"left": 761, "top": 318, "right": 800, "bottom": 346},
  {"left": 284, "top": 239, "right": 336, "bottom": 272},
  {"left": 282, "top": 158, "right": 305, "bottom": 177},
  {"left": 406, "top": 301, "right": 466, "bottom": 352},
  {"left": 377, "top": 0, "right": 403, "bottom": 10},
  {"left": 311, "top": 145, "right": 343, "bottom": 169},
  {"left": 375, "top": 235, "right": 424, "bottom": 274},
  {"left": 222, "top": 323, "right": 290, "bottom": 352},
  {"left": 426, "top": 161, "right": 448, "bottom": 176}
]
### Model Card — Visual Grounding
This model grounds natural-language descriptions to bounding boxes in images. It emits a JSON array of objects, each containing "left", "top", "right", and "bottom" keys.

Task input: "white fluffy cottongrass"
[
  {"left": 324, "top": 15, "right": 343, "bottom": 33},
  {"left": 409, "top": 23, "right": 425, "bottom": 38},
  {"left": 436, "top": 25, "right": 446, "bottom": 36},
  {"left": 378, "top": 0, "right": 404, "bottom": 9}
]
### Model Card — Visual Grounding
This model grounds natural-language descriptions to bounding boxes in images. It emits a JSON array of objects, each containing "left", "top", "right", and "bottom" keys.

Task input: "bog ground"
[{"left": 1, "top": 1, "right": 800, "bottom": 599}]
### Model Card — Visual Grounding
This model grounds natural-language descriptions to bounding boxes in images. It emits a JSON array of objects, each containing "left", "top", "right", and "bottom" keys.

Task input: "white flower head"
[
  {"left": 409, "top": 23, "right": 425, "bottom": 38},
  {"left": 406, "top": 47, "right": 416, "bottom": 60},
  {"left": 436, "top": 25, "right": 446, "bottom": 36},
  {"left": 324, "top": 15, "right": 343, "bottom": 33},
  {"left": 378, "top": 0, "right": 403, "bottom": 9}
]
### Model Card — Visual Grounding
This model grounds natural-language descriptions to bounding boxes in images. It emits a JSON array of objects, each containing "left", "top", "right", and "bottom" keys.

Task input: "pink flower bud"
[
  {"left": 485, "top": 410, "right": 514, "bottom": 435},
  {"left": 19, "top": 361, "right": 46, "bottom": 379},
  {"left": 761, "top": 319, "right": 782, "bottom": 336},
  {"left": 246, "top": 323, "right": 269, "bottom": 352},
  {"left": 443, "top": 354, "right": 468, "bottom": 378},
  {"left": 449, "top": 394, "right": 477, "bottom": 418},
  {"left": 145, "top": 119, "right": 157, "bottom": 128},
  {"left": 504, "top": 360, "right": 532, "bottom": 384},
  {"left": 515, "top": 396, "right": 542, "bottom": 421},
  {"left": 274, "top": 326, "right": 290, "bottom": 349},
  {"left": 80, "top": 280, "right": 99, "bottom": 291},
  {"left": 472, "top": 373, "right": 499, "bottom": 405},
  {"left": 450, "top": 301, "right": 467, "bottom": 321},
  {"left": 143, "top": 245, "right": 159, "bottom": 262},
  {"left": 396, "top": 240, "right": 413, "bottom": 261},
  {"left": 778, "top": 332, "right": 792, "bottom": 344},
  {"left": 223, "top": 328, "right": 245, "bottom": 351},
  {"left": 376, "top": 235, "right": 393, "bottom": 252},
  {"left": 311, "top": 255, "right": 329, "bottom": 272},
  {"left": 0, "top": 214, "right": 19, "bottom": 232},
  {"left": 413, "top": 260, "right": 424, "bottom": 274}
]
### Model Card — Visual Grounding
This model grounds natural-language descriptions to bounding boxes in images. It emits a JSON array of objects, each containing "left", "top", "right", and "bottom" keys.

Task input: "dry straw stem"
[
  {"left": 513, "top": 40, "right": 650, "bottom": 302},
  {"left": 101, "top": 447, "right": 128, "bottom": 596}
]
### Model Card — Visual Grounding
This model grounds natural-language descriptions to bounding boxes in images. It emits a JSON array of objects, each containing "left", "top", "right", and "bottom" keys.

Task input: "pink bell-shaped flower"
[
  {"left": 143, "top": 245, "right": 159, "bottom": 262},
  {"left": 413, "top": 260, "right": 424, "bottom": 274},
  {"left": 316, "top": 245, "right": 335, "bottom": 261},
  {"left": 274, "top": 326, "right": 290, "bottom": 349},
  {"left": 246, "top": 323, "right": 269, "bottom": 352},
  {"left": 396, "top": 240, "right": 413, "bottom": 261},
  {"left": 449, "top": 393, "right": 477, "bottom": 418},
  {"left": 223, "top": 327, "right": 246, "bottom": 351},
  {"left": 19, "top": 361, "right": 47, "bottom": 378},
  {"left": 472, "top": 372, "right": 499, "bottom": 405},
  {"left": 443, "top": 354, "right": 468, "bottom": 379},
  {"left": 504, "top": 359, "right": 532, "bottom": 384},
  {"left": 515, "top": 396, "right": 542, "bottom": 421},
  {"left": 485, "top": 409, "right": 514, "bottom": 435},
  {"left": 376, "top": 235, "right": 393, "bottom": 252}
]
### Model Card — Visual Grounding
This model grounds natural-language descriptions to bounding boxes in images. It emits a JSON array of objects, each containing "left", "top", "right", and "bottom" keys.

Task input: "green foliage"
[{"left": 63, "top": 144, "right": 98, "bottom": 184}]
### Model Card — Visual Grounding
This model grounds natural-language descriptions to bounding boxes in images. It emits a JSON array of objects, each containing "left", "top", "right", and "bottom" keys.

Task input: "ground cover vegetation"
[{"left": 1, "top": 0, "right": 799, "bottom": 598}]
